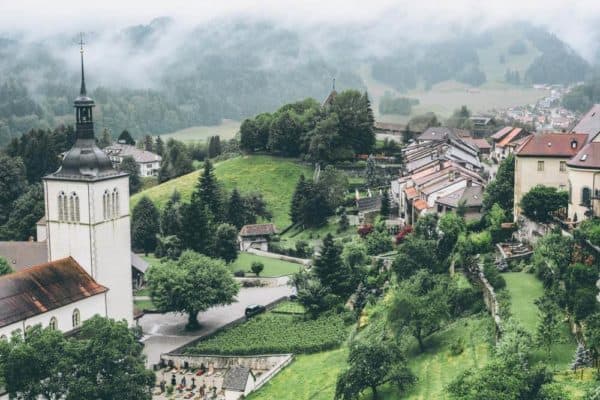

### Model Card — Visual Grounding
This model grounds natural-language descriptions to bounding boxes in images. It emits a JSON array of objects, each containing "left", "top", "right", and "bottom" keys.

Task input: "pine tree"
[
  {"left": 571, "top": 342, "right": 592, "bottom": 372},
  {"left": 227, "top": 188, "right": 245, "bottom": 229},
  {"left": 131, "top": 196, "right": 160, "bottom": 255},
  {"left": 119, "top": 156, "right": 141, "bottom": 194},
  {"left": 290, "top": 174, "right": 308, "bottom": 225},
  {"left": 154, "top": 136, "right": 164, "bottom": 156},
  {"left": 143, "top": 135, "right": 153, "bottom": 151},
  {"left": 192, "top": 159, "right": 223, "bottom": 221},
  {"left": 118, "top": 130, "right": 135, "bottom": 145},
  {"left": 160, "top": 190, "right": 183, "bottom": 236},
  {"left": 365, "top": 155, "right": 378, "bottom": 187},
  {"left": 312, "top": 233, "right": 357, "bottom": 298},
  {"left": 180, "top": 201, "right": 213, "bottom": 255},
  {"left": 380, "top": 190, "right": 390, "bottom": 217}
]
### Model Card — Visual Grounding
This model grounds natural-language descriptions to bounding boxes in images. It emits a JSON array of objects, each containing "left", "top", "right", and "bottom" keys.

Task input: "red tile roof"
[
  {"left": 404, "top": 187, "right": 418, "bottom": 200},
  {"left": 516, "top": 133, "right": 588, "bottom": 157},
  {"left": 239, "top": 224, "right": 277, "bottom": 237},
  {"left": 465, "top": 138, "right": 491, "bottom": 150},
  {"left": 0, "top": 257, "right": 107, "bottom": 328},
  {"left": 413, "top": 199, "right": 428, "bottom": 211},
  {"left": 571, "top": 104, "right": 600, "bottom": 139},
  {"left": 497, "top": 128, "right": 523, "bottom": 147},
  {"left": 491, "top": 126, "right": 513, "bottom": 141},
  {"left": 567, "top": 142, "right": 600, "bottom": 169}
]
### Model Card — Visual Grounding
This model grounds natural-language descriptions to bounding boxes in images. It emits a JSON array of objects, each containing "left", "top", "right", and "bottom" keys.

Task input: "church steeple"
[{"left": 74, "top": 34, "right": 95, "bottom": 140}]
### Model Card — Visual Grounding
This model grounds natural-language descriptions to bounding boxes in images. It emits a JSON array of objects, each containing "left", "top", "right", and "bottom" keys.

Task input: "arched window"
[
  {"left": 112, "top": 188, "right": 119, "bottom": 218},
  {"left": 582, "top": 187, "right": 592, "bottom": 207},
  {"left": 72, "top": 309, "right": 81, "bottom": 328},
  {"left": 103, "top": 190, "right": 110, "bottom": 220},
  {"left": 69, "top": 192, "right": 80, "bottom": 222},
  {"left": 49, "top": 317, "right": 58, "bottom": 330},
  {"left": 58, "top": 191, "right": 66, "bottom": 221}
]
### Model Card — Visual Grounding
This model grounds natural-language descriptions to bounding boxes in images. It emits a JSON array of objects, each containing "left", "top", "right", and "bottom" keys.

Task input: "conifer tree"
[
  {"left": 290, "top": 174, "right": 308, "bottom": 225},
  {"left": 312, "top": 233, "right": 358, "bottom": 298},
  {"left": 154, "top": 136, "right": 164, "bottom": 156},
  {"left": 365, "top": 155, "right": 378, "bottom": 187},
  {"left": 118, "top": 130, "right": 135, "bottom": 145},
  {"left": 214, "top": 223, "right": 239, "bottom": 263},
  {"left": 97, "top": 128, "right": 112, "bottom": 148},
  {"left": 181, "top": 201, "right": 212, "bottom": 255},
  {"left": 192, "top": 159, "right": 222, "bottom": 221},
  {"left": 160, "top": 190, "right": 183, "bottom": 236},
  {"left": 380, "top": 190, "right": 390, "bottom": 217},
  {"left": 119, "top": 156, "right": 141, "bottom": 194},
  {"left": 131, "top": 196, "right": 160, "bottom": 255},
  {"left": 143, "top": 135, "right": 153, "bottom": 151},
  {"left": 227, "top": 188, "right": 245, "bottom": 229}
]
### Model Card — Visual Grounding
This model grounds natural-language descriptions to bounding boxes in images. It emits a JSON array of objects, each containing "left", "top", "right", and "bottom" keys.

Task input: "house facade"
[
  {"left": 104, "top": 143, "right": 162, "bottom": 177},
  {"left": 566, "top": 140, "right": 600, "bottom": 222}
]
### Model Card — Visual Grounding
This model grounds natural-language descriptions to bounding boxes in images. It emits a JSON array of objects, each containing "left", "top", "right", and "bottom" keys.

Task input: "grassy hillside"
[
  {"left": 161, "top": 119, "right": 240, "bottom": 143},
  {"left": 131, "top": 155, "right": 312, "bottom": 228}
]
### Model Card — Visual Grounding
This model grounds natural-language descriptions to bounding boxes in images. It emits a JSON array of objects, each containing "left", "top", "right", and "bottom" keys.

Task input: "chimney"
[{"left": 466, "top": 179, "right": 472, "bottom": 187}]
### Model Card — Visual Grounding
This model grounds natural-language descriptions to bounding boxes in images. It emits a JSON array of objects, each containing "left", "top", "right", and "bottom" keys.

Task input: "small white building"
[
  {"left": 222, "top": 366, "right": 256, "bottom": 400},
  {"left": 104, "top": 142, "right": 162, "bottom": 177},
  {"left": 238, "top": 224, "right": 277, "bottom": 251}
]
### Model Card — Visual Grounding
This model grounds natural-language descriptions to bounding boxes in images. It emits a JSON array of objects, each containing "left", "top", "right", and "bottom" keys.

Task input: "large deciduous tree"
[
  {"left": 483, "top": 154, "right": 515, "bottom": 215},
  {"left": 335, "top": 340, "right": 415, "bottom": 400},
  {"left": 131, "top": 196, "right": 160, "bottom": 255},
  {"left": 520, "top": 185, "right": 568, "bottom": 223},
  {"left": 214, "top": 223, "right": 239, "bottom": 263},
  {"left": 0, "top": 154, "right": 27, "bottom": 226},
  {"left": 147, "top": 251, "right": 239, "bottom": 329},
  {"left": 1, "top": 183, "right": 45, "bottom": 241},
  {"left": 331, "top": 90, "right": 375, "bottom": 154}
]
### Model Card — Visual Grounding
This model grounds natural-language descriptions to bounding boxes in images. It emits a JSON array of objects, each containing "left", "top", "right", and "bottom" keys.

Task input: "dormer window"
[{"left": 571, "top": 139, "right": 578, "bottom": 149}]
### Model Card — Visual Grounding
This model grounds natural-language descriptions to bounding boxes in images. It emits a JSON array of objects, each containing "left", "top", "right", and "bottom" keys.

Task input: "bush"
[
  {"left": 483, "top": 263, "right": 506, "bottom": 290},
  {"left": 233, "top": 270, "right": 245, "bottom": 277},
  {"left": 186, "top": 313, "right": 347, "bottom": 355},
  {"left": 357, "top": 224, "right": 374, "bottom": 237},
  {"left": 251, "top": 261, "right": 264, "bottom": 276},
  {"left": 450, "top": 337, "right": 465, "bottom": 356}
]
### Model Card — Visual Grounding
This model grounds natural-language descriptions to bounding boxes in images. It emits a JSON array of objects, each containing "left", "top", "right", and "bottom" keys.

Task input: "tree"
[
  {"left": 118, "top": 129, "right": 135, "bottom": 145},
  {"left": 154, "top": 136, "right": 164, "bottom": 156},
  {"left": 0, "top": 256, "right": 12, "bottom": 276},
  {"left": 251, "top": 261, "right": 264, "bottom": 277},
  {"left": 160, "top": 190, "right": 183, "bottom": 236},
  {"left": 214, "top": 223, "right": 239, "bottom": 263},
  {"left": 380, "top": 190, "right": 390, "bottom": 217},
  {"left": 520, "top": 185, "right": 568, "bottom": 223},
  {"left": 0, "top": 154, "right": 27, "bottom": 226},
  {"left": 240, "top": 118, "right": 260, "bottom": 152},
  {"left": 317, "top": 166, "right": 348, "bottom": 211},
  {"left": 290, "top": 175, "right": 309, "bottom": 225},
  {"left": 364, "top": 230, "right": 393, "bottom": 255},
  {"left": 97, "top": 128, "right": 112, "bottom": 148},
  {"left": 143, "top": 135, "right": 153, "bottom": 151},
  {"left": 414, "top": 213, "right": 439, "bottom": 240},
  {"left": 0, "top": 317, "right": 154, "bottom": 400},
  {"left": 335, "top": 340, "right": 415, "bottom": 400},
  {"left": 437, "top": 212, "right": 466, "bottom": 261},
  {"left": 227, "top": 188, "right": 245, "bottom": 229},
  {"left": 119, "top": 156, "right": 141, "bottom": 194},
  {"left": 584, "top": 313, "right": 600, "bottom": 373},
  {"left": 268, "top": 110, "right": 302, "bottom": 156},
  {"left": 572, "top": 343, "right": 592, "bottom": 373},
  {"left": 313, "top": 234, "right": 359, "bottom": 298},
  {"left": 393, "top": 237, "right": 439, "bottom": 278},
  {"left": 147, "top": 251, "right": 239, "bottom": 328},
  {"left": 158, "top": 139, "right": 193, "bottom": 182},
  {"left": 483, "top": 154, "right": 515, "bottom": 215},
  {"left": 181, "top": 201, "right": 213, "bottom": 255},
  {"left": 388, "top": 270, "right": 450, "bottom": 352},
  {"left": 308, "top": 113, "right": 342, "bottom": 161},
  {"left": 331, "top": 90, "right": 375, "bottom": 154},
  {"left": 365, "top": 155, "right": 378, "bottom": 187},
  {"left": 193, "top": 159, "right": 223, "bottom": 221},
  {"left": 1, "top": 183, "right": 45, "bottom": 241},
  {"left": 131, "top": 196, "right": 160, "bottom": 255},
  {"left": 207, "top": 135, "right": 222, "bottom": 158},
  {"left": 535, "top": 295, "right": 562, "bottom": 357},
  {"left": 446, "top": 105, "right": 473, "bottom": 130},
  {"left": 342, "top": 241, "right": 368, "bottom": 268}
]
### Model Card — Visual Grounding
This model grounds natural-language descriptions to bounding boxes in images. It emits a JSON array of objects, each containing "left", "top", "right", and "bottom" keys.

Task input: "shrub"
[
  {"left": 395, "top": 225, "right": 413, "bottom": 244},
  {"left": 483, "top": 263, "right": 506, "bottom": 290},
  {"left": 233, "top": 270, "right": 245, "bottom": 277},
  {"left": 450, "top": 337, "right": 465, "bottom": 356},
  {"left": 251, "top": 261, "right": 264, "bottom": 276},
  {"left": 357, "top": 224, "right": 374, "bottom": 237}
]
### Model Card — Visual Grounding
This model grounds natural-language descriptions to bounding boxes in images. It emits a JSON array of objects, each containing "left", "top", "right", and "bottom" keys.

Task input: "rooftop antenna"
[{"left": 79, "top": 33, "right": 87, "bottom": 96}]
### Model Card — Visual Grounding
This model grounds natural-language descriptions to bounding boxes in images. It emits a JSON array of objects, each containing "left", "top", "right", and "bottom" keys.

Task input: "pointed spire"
[{"left": 79, "top": 33, "right": 87, "bottom": 96}]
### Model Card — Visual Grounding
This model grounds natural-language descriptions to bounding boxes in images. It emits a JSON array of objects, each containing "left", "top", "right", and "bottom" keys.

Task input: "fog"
[{"left": 1, "top": 0, "right": 599, "bottom": 89}]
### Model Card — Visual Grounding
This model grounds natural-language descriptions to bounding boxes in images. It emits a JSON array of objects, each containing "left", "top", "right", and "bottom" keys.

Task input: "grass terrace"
[{"left": 230, "top": 253, "right": 302, "bottom": 277}]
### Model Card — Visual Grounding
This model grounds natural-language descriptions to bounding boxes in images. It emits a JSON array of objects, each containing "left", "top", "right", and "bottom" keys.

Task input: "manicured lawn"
[
  {"left": 248, "top": 348, "right": 348, "bottom": 400},
  {"left": 280, "top": 216, "right": 356, "bottom": 248},
  {"left": 230, "top": 253, "right": 302, "bottom": 277},
  {"left": 272, "top": 301, "right": 305, "bottom": 315},
  {"left": 131, "top": 155, "right": 312, "bottom": 228},
  {"left": 185, "top": 312, "right": 347, "bottom": 356},
  {"left": 504, "top": 272, "right": 576, "bottom": 370}
]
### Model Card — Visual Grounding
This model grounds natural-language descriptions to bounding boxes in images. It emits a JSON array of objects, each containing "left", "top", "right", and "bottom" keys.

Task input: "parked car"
[{"left": 245, "top": 304, "right": 266, "bottom": 318}]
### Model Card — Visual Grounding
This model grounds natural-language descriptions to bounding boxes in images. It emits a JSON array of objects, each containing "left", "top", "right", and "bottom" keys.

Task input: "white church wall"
[{"left": 0, "top": 292, "right": 107, "bottom": 339}]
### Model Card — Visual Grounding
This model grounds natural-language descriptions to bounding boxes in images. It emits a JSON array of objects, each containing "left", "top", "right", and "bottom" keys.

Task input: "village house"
[
  {"left": 566, "top": 136, "right": 600, "bottom": 223},
  {"left": 469, "top": 115, "right": 495, "bottom": 137},
  {"left": 513, "top": 132, "right": 587, "bottom": 220},
  {"left": 571, "top": 104, "right": 600, "bottom": 141},
  {"left": 238, "top": 224, "right": 277, "bottom": 251},
  {"left": 435, "top": 184, "right": 484, "bottom": 221},
  {"left": 490, "top": 126, "right": 531, "bottom": 160},
  {"left": 104, "top": 142, "right": 162, "bottom": 177}
]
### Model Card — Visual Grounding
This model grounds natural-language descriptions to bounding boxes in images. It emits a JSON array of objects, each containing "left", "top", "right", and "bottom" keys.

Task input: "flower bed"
[{"left": 185, "top": 313, "right": 346, "bottom": 355}]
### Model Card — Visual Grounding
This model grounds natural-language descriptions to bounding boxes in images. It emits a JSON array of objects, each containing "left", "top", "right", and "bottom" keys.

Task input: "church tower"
[{"left": 42, "top": 43, "right": 133, "bottom": 325}]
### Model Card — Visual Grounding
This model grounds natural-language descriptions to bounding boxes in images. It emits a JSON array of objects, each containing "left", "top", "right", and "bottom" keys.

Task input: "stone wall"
[{"left": 472, "top": 261, "right": 502, "bottom": 342}]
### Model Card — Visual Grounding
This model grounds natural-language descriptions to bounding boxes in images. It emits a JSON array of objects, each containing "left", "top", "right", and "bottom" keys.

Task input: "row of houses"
[{"left": 391, "top": 127, "right": 487, "bottom": 223}]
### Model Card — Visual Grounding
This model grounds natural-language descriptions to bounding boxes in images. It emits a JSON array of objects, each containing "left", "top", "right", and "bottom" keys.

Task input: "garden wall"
[{"left": 473, "top": 261, "right": 502, "bottom": 342}]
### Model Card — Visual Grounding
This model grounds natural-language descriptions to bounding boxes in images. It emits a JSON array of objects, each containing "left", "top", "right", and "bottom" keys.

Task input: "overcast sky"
[{"left": 1, "top": 0, "right": 599, "bottom": 59}]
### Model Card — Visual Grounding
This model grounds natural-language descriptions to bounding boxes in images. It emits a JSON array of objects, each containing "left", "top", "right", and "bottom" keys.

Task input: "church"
[{"left": 0, "top": 47, "right": 134, "bottom": 340}]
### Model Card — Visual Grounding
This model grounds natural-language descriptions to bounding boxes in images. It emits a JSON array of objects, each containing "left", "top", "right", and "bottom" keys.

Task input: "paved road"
[{"left": 139, "top": 283, "right": 293, "bottom": 366}]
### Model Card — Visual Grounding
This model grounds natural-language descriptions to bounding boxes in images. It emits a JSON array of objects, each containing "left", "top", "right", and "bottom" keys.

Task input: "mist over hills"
[{"left": 0, "top": 16, "right": 595, "bottom": 145}]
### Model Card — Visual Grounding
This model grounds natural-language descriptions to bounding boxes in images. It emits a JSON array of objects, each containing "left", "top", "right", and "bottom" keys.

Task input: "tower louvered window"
[{"left": 58, "top": 191, "right": 66, "bottom": 221}]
